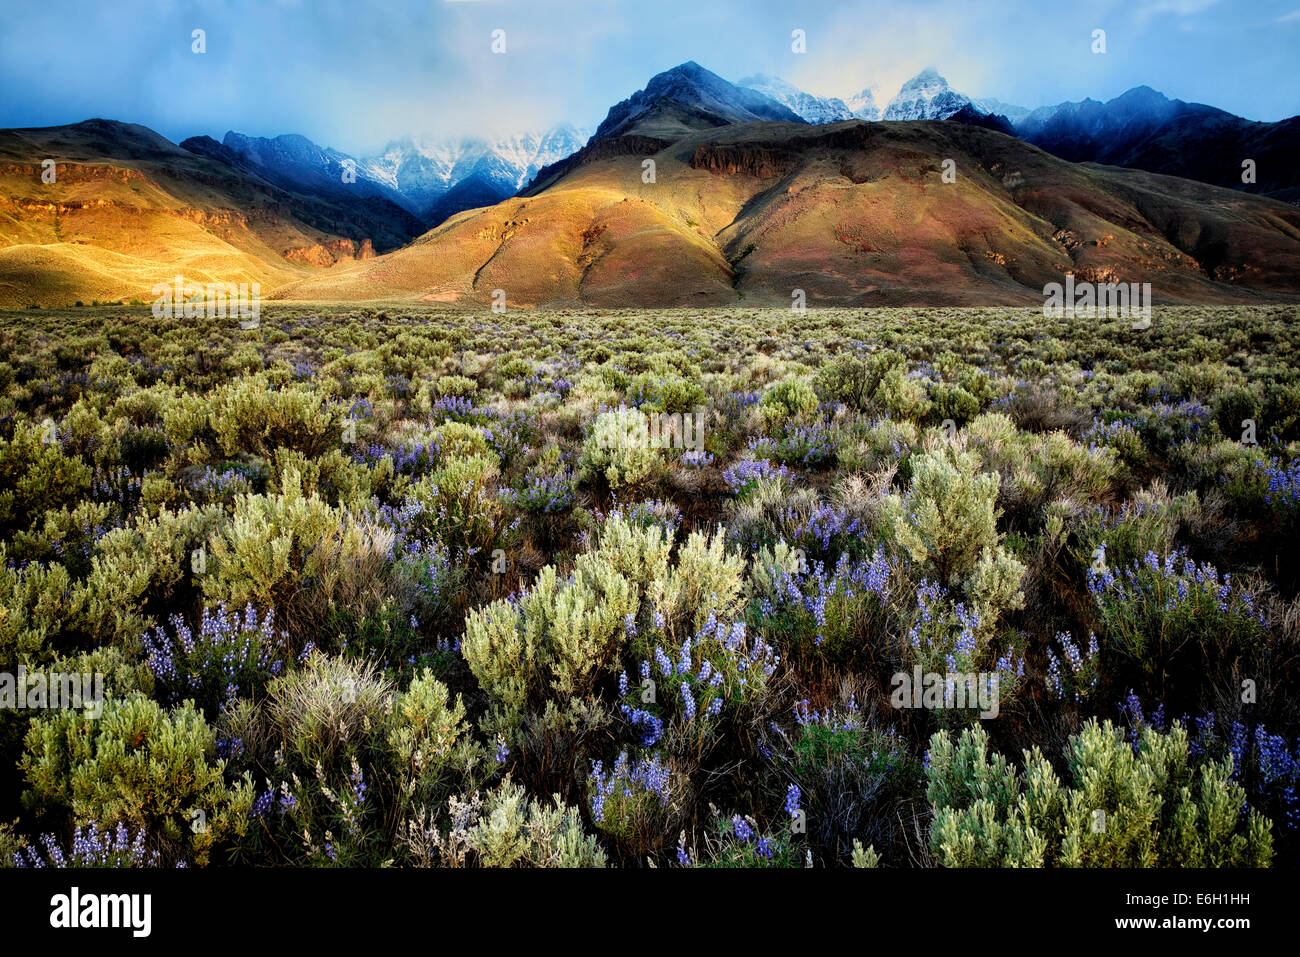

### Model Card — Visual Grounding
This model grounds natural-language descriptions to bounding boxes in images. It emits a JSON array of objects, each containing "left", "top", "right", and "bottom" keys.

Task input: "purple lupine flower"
[
  {"left": 785, "top": 784, "right": 802, "bottom": 817},
  {"left": 680, "top": 682, "right": 697, "bottom": 722},
  {"left": 732, "top": 816, "right": 754, "bottom": 842}
]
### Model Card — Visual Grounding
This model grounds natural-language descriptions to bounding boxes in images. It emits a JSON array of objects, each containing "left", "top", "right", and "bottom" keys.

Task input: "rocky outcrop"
[
  {"left": 689, "top": 142, "right": 798, "bottom": 178},
  {"left": 1, "top": 162, "right": 147, "bottom": 186},
  {"left": 283, "top": 237, "right": 377, "bottom": 266}
]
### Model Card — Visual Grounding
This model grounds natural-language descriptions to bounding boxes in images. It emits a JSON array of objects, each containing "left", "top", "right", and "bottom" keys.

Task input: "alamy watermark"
[
  {"left": 890, "top": 666, "right": 1000, "bottom": 719},
  {"left": 151, "top": 275, "right": 260, "bottom": 325},
  {"left": 1042, "top": 274, "right": 1151, "bottom": 326},
  {"left": 595, "top": 404, "right": 705, "bottom": 451},
  {"left": 50, "top": 887, "right": 150, "bottom": 937},
  {"left": 1, "top": 667, "right": 104, "bottom": 717}
]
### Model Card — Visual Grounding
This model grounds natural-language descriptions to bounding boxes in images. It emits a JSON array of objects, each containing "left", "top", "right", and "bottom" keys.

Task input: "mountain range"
[
  {"left": 740, "top": 68, "right": 1027, "bottom": 125},
  {"left": 734, "top": 68, "right": 1296, "bottom": 200},
  {"left": 181, "top": 63, "right": 1300, "bottom": 229},
  {"left": 270, "top": 63, "right": 1300, "bottom": 307},
  {"left": 183, "top": 125, "right": 590, "bottom": 228},
  {"left": 2, "top": 60, "right": 1298, "bottom": 309},
  {"left": 1016, "top": 86, "right": 1300, "bottom": 202}
]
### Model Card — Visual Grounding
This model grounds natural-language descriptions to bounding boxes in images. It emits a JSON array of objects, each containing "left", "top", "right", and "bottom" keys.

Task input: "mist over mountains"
[{"left": 182, "top": 125, "right": 590, "bottom": 229}]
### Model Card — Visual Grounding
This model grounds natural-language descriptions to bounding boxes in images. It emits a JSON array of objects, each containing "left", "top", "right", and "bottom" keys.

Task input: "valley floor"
[{"left": 0, "top": 304, "right": 1296, "bottom": 868}]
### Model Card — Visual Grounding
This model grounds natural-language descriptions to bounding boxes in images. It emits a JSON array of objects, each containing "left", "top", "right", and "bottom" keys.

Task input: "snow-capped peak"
[
  {"left": 359, "top": 125, "right": 588, "bottom": 217},
  {"left": 844, "top": 86, "right": 881, "bottom": 121},
  {"left": 737, "top": 74, "right": 855, "bottom": 124},
  {"left": 882, "top": 68, "right": 974, "bottom": 121}
]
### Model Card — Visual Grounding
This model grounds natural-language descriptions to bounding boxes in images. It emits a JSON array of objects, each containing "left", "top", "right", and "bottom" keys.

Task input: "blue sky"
[{"left": 1, "top": 0, "right": 1297, "bottom": 154}]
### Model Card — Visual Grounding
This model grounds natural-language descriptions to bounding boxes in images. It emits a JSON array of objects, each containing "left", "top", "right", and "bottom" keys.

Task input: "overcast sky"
[{"left": 2, "top": 0, "right": 1297, "bottom": 155}]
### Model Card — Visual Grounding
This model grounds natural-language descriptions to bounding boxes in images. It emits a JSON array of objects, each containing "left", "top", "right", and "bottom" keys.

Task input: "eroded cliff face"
[
  {"left": 0, "top": 162, "right": 149, "bottom": 186},
  {"left": 283, "top": 237, "right": 377, "bottom": 266},
  {"left": 689, "top": 142, "right": 798, "bottom": 178},
  {"left": 686, "top": 123, "right": 892, "bottom": 180}
]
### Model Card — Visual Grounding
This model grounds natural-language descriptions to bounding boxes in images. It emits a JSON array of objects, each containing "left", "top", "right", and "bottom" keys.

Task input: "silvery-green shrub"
[
  {"left": 926, "top": 720, "right": 1273, "bottom": 867},
  {"left": 21, "top": 692, "right": 253, "bottom": 866}
]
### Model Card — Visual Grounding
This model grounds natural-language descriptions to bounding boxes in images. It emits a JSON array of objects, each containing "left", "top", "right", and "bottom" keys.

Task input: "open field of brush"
[{"left": 1, "top": 303, "right": 1298, "bottom": 868}]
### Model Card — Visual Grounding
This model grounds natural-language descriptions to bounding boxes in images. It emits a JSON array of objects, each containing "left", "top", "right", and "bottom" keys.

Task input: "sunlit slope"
[
  {"left": 273, "top": 185, "right": 737, "bottom": 306},
  {"left": 276, "top": 120, "right": 1300, "bottom": 306},
  {"left": 0, "top": 242, "right": 276, "bottom": 309},
  {"left": 0, "top": 120, "right": 378, "bottom": 308}
]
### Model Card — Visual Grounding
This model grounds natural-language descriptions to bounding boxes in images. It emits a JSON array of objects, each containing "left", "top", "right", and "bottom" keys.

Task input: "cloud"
[
  {"left": 1132, "top": 0, "right": 1221, "bottom": 27},
  {"left": 1134, "top": 0, "right": 1221, "bottom": 17}
]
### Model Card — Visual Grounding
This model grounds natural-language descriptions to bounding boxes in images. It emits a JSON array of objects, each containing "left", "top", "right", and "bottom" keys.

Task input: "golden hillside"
[{"left": 0, "top": 120, "right": 385, "bottom": 308}]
